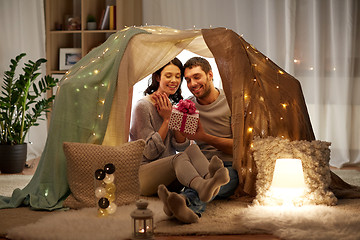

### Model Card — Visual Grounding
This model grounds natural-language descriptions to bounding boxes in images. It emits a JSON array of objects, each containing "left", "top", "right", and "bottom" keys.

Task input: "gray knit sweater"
[
  {"left": 129, "top": 96, "right": 190, "bottom": 164},
  {"left": 188, "top": 89, "right": 233, "bottom": 162}
]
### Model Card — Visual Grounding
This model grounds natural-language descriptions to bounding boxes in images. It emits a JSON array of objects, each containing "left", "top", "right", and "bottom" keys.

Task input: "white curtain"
[
  {"left": 142, "top": 0, "right": 360, "bottom": 168},
  {"left": 0, "top": 0, "right": 47, "bottom": 161}
]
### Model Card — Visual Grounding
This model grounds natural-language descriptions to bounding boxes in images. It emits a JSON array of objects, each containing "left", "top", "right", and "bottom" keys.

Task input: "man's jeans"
[{"left": 181, "top": 163, "right": 239, "bottom": 216}]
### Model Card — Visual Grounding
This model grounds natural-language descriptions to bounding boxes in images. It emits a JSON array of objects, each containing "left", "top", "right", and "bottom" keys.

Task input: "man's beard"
[{"left": 193, "top": 77, "right": 212, "bottom": 100}]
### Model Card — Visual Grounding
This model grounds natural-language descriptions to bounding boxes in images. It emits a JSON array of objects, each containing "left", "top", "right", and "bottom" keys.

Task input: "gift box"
[{"left": 168, "top": 99, "right": 199, "bottom": 135}]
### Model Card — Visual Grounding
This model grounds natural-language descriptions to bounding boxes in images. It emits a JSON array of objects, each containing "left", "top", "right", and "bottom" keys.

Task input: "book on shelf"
[
  {"left": 100, "top": 5, "right": 116, "bottom": 30},
  {"left": 109, "top": 5, "right": 116, "bottom": 30},
  {"left": 98, "top": 9, "right": 105, "bottom": 30}
]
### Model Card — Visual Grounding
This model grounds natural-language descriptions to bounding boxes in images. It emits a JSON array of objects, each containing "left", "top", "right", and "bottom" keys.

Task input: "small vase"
[
  {"left": 87, "top": 22, "right": 97, "bottom": 30},
  {"left": 0, "top": 143, "right": 27, "bottom": 174}
]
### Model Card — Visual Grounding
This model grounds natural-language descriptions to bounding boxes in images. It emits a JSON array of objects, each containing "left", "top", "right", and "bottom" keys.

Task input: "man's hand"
[
  {"left": 181, "top": 120, "right": 206, "bottom": 141},
  {"left": 182, "top": 120, "right": 233, "bottom": 155}
]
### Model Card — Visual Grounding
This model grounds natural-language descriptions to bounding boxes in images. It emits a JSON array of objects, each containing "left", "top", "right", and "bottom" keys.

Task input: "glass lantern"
[{"left": 131, "top": 200, "right": 154, "bottom": 239}]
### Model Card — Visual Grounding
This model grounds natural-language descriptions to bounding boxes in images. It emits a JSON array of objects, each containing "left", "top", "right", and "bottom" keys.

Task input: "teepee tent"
[{"left": 0, "top": 26, "right": 315, "bottom": 210}]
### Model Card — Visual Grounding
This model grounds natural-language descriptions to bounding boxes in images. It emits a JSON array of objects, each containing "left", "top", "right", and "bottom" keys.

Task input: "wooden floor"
[
  {"left": 1, "top": 235, "right": 279, "bottom": 240},
  {"left": 156, "top": 235, "right": 279, "bottom": 240}
]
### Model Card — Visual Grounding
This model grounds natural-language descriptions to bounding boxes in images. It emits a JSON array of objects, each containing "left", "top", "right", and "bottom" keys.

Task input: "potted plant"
[
  {"left": 87, "top": 14, "right": 97, "bottom": 30},
  {"left": 0, "top": 53, "right": 59, "bottom": 173}
]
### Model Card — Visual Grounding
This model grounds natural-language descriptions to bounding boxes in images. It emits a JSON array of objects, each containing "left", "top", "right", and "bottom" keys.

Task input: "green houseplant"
[
  {"left": 0, "top": 53, "right": 59, "bottom": 173},
  {"left": 87, "top": 14, "right": 97, "bottom": 30}
]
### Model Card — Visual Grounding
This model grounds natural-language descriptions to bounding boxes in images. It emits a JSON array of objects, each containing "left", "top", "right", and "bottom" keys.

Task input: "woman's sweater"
[{"left": 129, "top": 96, "right": 189, "bottom": 164}]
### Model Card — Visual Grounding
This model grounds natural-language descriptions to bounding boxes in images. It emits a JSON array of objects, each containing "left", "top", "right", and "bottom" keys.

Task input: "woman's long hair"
[{"left": 144, "top": 57, "right": 184, "bottom": 104}]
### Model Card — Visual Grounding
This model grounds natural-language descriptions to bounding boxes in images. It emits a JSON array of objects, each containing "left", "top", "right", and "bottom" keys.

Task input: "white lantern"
[
  {"left": 131, "top": 200, "right": 154, "bottom": 239},
  {"left": 270, "top": 158, "right": 306, "bottom": 205}
]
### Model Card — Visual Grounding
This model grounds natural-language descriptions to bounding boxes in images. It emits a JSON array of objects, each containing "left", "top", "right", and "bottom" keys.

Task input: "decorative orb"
[
  {"left": 105, "top": 182, "right": 116, "bottom": 194},
  {"left": 95, "top": 187, "right": 106, "bottom": 198},
  {"left": 98, "top": 197, "right": 110, "bottom": 209},
  {"left": 97, "top": 208, "right": 108, "bottom": 217},
  {"left": 104, "top": 163, "right": 116, "bottom": 174},
  {"left": 103, "top": 173, "right": 115, "bottom": 184},
  {"left": 107, "top": 202, "right": 117, "bottom": 214},
  {"left": 105, "top": 193, "right": 116, "bottom": 202},
  {"left": 95, "top": 169, "right": 105, "bottom": 180}
]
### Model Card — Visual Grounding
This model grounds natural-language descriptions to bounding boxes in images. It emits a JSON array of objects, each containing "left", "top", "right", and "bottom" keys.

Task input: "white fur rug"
[
  {"left": 236, "top": 204, "right": 360, "bottom": 240},
  {"left": 3, "top": 169, "right": 360, "bottom": 240},
  {"left": 7, "top": 200, "right": 167, "bottom": 240},
  {"left": 154, "top": 198, "right": 360, "bottom": 240}
]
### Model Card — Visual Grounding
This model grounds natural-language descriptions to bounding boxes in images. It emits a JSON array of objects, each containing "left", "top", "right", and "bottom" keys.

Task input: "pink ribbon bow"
[{"left": 177, "top": 99, "right": 196, "bottom": 114}]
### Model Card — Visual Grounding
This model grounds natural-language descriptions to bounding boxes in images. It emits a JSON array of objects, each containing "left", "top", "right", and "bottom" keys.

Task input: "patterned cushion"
[
  {"left": 63, "top": 140, "right": 145, "bottom": 209},
  {"left": 252, "top": 136, "right": 337, "bottom": 206}
]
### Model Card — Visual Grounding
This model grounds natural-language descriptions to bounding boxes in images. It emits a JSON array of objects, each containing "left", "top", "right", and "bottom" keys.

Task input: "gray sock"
[
  {"left": 157, "top": 184, "right": 173, "bottom": 217},
  {"left": 167, "top": 192, "right": 199, "bottom": 224}
]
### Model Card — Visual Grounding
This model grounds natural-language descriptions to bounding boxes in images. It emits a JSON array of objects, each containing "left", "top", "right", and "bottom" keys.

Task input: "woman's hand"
[
  {"left": 152, "top": 92, "right": 172, "bottom": 121},
  {"left": 151, "top": 92, "right": 173, "bottom": 142}
]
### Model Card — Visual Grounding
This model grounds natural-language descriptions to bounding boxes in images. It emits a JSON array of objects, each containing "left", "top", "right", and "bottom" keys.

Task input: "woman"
[{"left": 129, "top": 58, "right": 229, "bottom": 205}]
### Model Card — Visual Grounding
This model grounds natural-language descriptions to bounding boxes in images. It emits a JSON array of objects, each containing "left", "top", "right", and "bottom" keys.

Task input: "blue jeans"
[{"left": 181, "top": 163, "right": 239, "bottom": 216}]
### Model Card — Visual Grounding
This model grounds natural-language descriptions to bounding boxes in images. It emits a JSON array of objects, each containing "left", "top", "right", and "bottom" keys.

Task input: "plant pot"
[
  {"left": 87, "top": 22, "right": 97, "bottom": 30},
  {"left": 0, "top": 143, "right": 27, "bottom": 174}
]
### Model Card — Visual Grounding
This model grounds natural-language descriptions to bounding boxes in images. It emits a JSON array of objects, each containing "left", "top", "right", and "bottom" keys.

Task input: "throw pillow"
[
  {"left": 252, "top": 136, "right": 337, "bottom": 206},
  {"left": 63, "top": 139, "right": 145, "bottom": 209}
]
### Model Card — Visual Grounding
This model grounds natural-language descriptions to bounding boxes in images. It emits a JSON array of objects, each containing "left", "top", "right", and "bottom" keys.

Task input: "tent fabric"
[
  {"left": 103, "top": 27, "right": 209, "bottom": 145},
  {"left": 201, "top": 28, "right": 315, "bottom": 196},
  {"left": 0, "top": 27, "right": 148, "bottom": 210},
  {"left": 0, "top": 26, "right": 358, "bottom": 210}
]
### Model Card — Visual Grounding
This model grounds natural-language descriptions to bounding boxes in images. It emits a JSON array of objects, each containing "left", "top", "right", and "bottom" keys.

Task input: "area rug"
[
  {"left": 0, "top": 174, "right": 32, "bottom": 197},
  {"left": 6, "top": 199, "right": 167, "bottom": 240},
  {"left": 2, "top": 169, "right": 360, "bottom": 240}
]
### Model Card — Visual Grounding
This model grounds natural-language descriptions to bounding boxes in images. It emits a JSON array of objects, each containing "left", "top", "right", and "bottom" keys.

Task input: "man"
[{"left": 158, "top": 57, "right": 239, "bottom": 223}]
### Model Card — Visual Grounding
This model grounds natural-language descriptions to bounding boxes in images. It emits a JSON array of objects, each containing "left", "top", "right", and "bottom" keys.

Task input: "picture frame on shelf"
[{"left": 59, "top": 48, "right": 82, "bottom": 70}]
